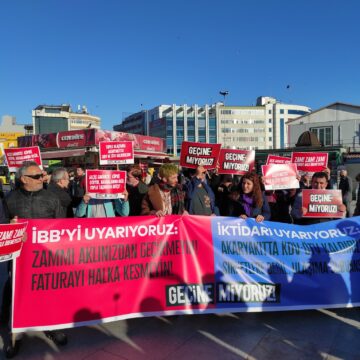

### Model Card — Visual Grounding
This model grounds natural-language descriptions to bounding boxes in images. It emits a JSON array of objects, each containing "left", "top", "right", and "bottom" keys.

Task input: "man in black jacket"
[
  {"left": 3, "top": 161, "right": 67, "bottom": 357},
  {"left": 48, "top": 167, "right": 73, "bottom": 218}
]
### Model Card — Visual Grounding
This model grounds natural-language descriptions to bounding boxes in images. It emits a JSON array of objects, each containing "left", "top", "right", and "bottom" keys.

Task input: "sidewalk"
[{"left": 0, "top": 307, "right": 359, "bottom": 359}]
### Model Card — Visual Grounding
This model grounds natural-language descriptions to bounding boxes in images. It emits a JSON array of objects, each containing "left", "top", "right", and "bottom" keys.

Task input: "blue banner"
[{"left": 211, "top": 216, "right": 360, "bottom": 310}]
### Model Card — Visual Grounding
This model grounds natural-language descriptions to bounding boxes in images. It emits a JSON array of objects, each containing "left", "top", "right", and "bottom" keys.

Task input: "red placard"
[
  {"left": 180, "top": 141, "right": 221, "bottom": 169},
  {"left": 266, "top": 155, "right": 291, "bottom": 165},
  {"left": 0, "top": 222, "right": 27, "bottom": 262},
  {"left": 218, "top": 149, "right": 255, "bottom": 175},
  {"left": 291, "top": 152, "right": 328, "bottom": 172},
  {"left": 12, "top": 216, "right": 213, "bottom": 332},
  {"left": 302, "top": 189, "right": 344, "bottom": 218},
  {"left": 86, "top": 170, "right": 126, "bottom": 199},
  {"left": 261, "top": 164, "right": 299, "bottom": 190},
  {"left": 99, "top": 141, "right": 134, "bottom": 165},
  {"left": 4, "top": 146, "right": 42, "bottom": 172}
]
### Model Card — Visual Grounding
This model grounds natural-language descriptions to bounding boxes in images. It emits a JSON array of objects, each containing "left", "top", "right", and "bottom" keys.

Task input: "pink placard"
[
  {"left": 4, "top": 146, "right": 42, "bottom": 172},
  {"left": 261, "top": 163, "right": 299, "bottom": 190},
  {"left": 180, "top": 141, "right": 221, "bottom": 169},
  {"left": 266, "top": 155, "right": 291, "bottom": 165},
  {"left": 0, "top": 222, "right": 27, "bottom": 262},
  {"left": 291, "top": 152, "right": 328, "bottom": 172},
  {"left": 302, "top": 189, "right": 344, "bottom": 218},
  {"left": 218, "top": 149, "right": 255, "bottom": 175},
  {"left": 86, "top": 170, "right": 126, "bottom": 199},
  {"left": 99, "top": 141, "right": 134, "bottom": 165}
]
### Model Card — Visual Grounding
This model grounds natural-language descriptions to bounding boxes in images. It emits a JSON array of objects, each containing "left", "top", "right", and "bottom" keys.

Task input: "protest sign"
[
  {"left": 0, "top": 222, "right": 27, "bottom": 262},
  {"left": 4, "top": 147, "right": 42, "bottom": 172},
  {"left": 291, "top": 152, "right": 328, "bottom": 172},
  {"left": 302, "top": 189, "right": 344, "bottom": 218},
  {"left": 99, "top": 141, "right": 134, "bottom": 165},
  {"left": 179, "top": 141, "right": 221, "bottom": 169},
  {"left": 86, "top": 170, "right": 126, "bottom": 199},
  {"left": 261, "top": 164, "right": 299, "bottom": 190},
  {"left": 218, "top": 149, "right": 255, "bottom": 175},
  {"left": 266, "top": 155, "right": 291, "bottom": 165},
  {"left": 12, "top": 215, "right": 360, "bottom": 332}
]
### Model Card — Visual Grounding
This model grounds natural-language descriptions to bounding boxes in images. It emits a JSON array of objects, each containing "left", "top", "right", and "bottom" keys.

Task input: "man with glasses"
[{"left": 3, "top": 161, "right": 67, "bottom": 357}]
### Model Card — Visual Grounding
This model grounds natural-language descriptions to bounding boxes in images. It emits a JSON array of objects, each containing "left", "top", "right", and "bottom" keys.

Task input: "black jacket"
[
  {"left": 5, "top": 188, "right": 64, "bottom": 219},
  {"left": 47, "top": 183, "right": 74, "bottom": 218}
]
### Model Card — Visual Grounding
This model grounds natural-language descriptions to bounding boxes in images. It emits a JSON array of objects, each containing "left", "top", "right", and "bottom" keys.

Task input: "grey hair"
[
  {"left": 51, "top": 167, "right": 68, "bottom": 183},
  {"left": 17, "top": 161, "right": 41, "bottom": 178}
]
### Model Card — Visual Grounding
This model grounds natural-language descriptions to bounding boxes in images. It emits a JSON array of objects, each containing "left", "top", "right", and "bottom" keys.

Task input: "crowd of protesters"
[{"left": 1, "top": 160, "right": 360, "bottom": 357}]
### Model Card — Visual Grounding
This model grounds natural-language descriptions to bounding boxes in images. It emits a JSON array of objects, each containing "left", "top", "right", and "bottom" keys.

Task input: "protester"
[
  {"left": 3, "top": 161, "right": 67, "bottom": 357},
  {"left": 354, "top": 173, "right": 360, "bottom": 216},
  {"left": 270, "top": 189, "right": 298, "bottom": 223},
  {"left": 47, "top": 167, "right": 74, "bottom": 218},
  {"left": 71, "top": 166, "right": 86, "bottom": 208},
  {"left": 338, "top": 169, "right": 353, "bottom": 217},
  {"left": 214, "top": 174, "right": 233, "bottom": 216},
  {"left": 75, "top": 190, "right": 129, "bottom": 218},
  {"left": 291, "top": 171, "right": 346, "bottom": 225},
  {"left": 230, "top": 172, "right": 270, "bottom": 222},
  {"left": 141, "top": 163, "right": 187, "bottom": 216},
  {"left": 126, "top": 165, "right": 149, "bottom": 216},
  {"left": 323, "top": 167, "right": 337, "bottom": 189},
  {"left": 186, "top": 166, "right": 217, "bottom": 216},
  {"left": 299, "top": 173, "right": 311, "bottom": 189}
]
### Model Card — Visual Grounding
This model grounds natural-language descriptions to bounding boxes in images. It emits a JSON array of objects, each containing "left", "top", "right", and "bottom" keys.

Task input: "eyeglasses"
[{"left": 23, "top": 173, "right": 44, "bottom": 180}]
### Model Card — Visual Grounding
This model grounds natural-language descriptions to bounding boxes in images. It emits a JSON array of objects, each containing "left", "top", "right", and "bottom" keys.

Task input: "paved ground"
[{"left": 0, "top": 307, "right": 360, "bottom": 360}]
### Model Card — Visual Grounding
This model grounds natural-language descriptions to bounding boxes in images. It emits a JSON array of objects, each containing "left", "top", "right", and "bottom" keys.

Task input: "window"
[
  {"left": 268, "top": 110, "right": 272, "bottom": 114},
  {"left": 280, "top": 109, "right": 284, "bottom": 114},
  {"left": 269, "top": 128, "right": 272, "bottom": 133},
  {"left": 310, "top": 127, "right": 333, "bottom": 146},
  {"left": 269, "top": 137, "right": 272, "bottom": 141},
  {"left": 288, "top": 109, "right": 309, "bottom": 116},
  {"left": 268, "top": 119, "right": 272, "bottom": 124}
]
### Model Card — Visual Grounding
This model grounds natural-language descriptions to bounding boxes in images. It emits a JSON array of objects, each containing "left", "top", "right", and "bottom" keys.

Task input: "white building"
[
  {"left": 287, "top": 102, "right": 360, "bottom": 151},
  {"left": 217, "top": 96, "right": 311, "bottom": 150},
  {"left": 32, "top": 105, "right": 101, "bottom": 134}
]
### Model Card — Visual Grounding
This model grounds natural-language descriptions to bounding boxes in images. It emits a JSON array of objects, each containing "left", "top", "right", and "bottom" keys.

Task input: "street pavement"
[{"left": 0, "top": 306, "right": 360, "bottom": 360}]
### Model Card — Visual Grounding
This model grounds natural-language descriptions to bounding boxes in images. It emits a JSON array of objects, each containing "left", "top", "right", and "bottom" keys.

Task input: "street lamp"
[{"left": 219, "top": 90, "right": 229, "bottom": 105}]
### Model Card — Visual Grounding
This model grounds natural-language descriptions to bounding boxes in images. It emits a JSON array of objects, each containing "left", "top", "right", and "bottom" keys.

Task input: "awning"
[
  {"left": 41, "top": 149, "right": 86, "bottom": 159},
  {"left": 134, "top": 150, "right": 169, "bottom": 159}
]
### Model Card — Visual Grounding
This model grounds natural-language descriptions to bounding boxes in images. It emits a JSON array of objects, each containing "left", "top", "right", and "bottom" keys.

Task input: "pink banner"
[
  {"left": 12, "top": 216, "right": 213, "bottom": 332},
  {"left": 4, "top": 146, "right": 42, "bottom": 172},
  {"left": 86, "top": 170, "right": 126, "bottom": 199},
  {"left": 179, "top": 141, "right": 221, "bottom": 169},
  {"left": 99, "top": 141, "right": 134, "bottom": 165},
  {"left": 266, "top": 155, "right": 291, "bottom": 165},
  {"left": 302, "top": 189, "right": 344, "bottom": 218},
  {"left": 217, "top": 149, "right": 255, "bottom": 175},
  {"left": 291, "top": 152, "right": 328, "bottom": 172},
  {"left": 0, "top": 222, "right": 27, "bottom": 262},
  {"left": 261, "top": 164, "right": 299, "bottom": 190}
]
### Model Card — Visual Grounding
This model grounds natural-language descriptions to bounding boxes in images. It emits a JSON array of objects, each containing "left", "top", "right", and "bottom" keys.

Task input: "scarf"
[
  {"left": 241, "top": 194, "right": 254, "bottom": 217},
  {"left": 158, "top": 182, "right": 185, "bottom": 214}
]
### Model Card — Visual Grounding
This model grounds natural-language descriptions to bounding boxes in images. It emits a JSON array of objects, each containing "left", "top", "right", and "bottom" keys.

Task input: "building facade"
[
  {"left": 116, "top": 97, "right": 311, "bottom": 156},
  {"left": 113, "top": 111, "right": 147, "bottom": 134},
  {"left": 32, "top": 105, "right": 101, "bottom": 134},
  {"left": 287, "top": 102, "right": 360, "bottom": 151},
  {"left": 218, "top": 97, "right": 311, "bottom": 150}
]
